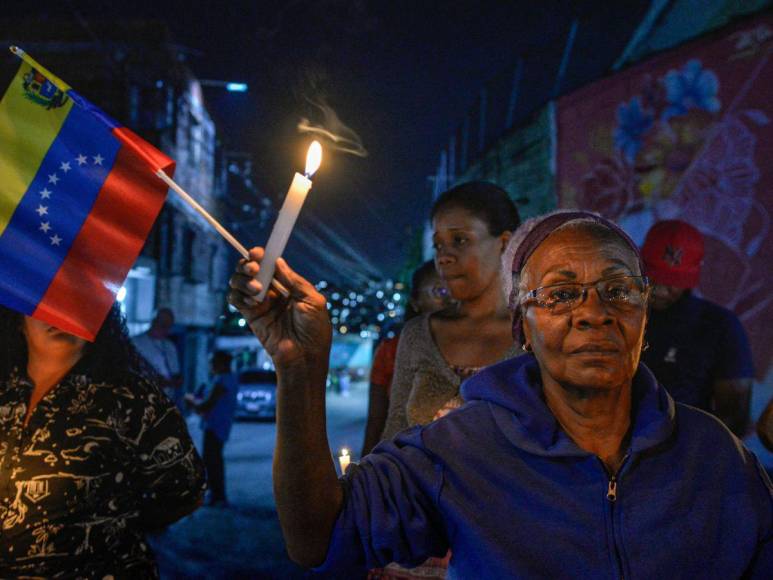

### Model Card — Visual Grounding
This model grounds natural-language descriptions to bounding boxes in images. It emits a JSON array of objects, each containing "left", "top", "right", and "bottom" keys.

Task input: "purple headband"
[{"left": 510, "top": 211, "right": 644, "bottom": 343}]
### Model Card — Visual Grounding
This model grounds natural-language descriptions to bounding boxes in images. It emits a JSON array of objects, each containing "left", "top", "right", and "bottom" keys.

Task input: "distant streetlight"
[{"left": 200, "top": 79, "right": 249, "bottom": 93}]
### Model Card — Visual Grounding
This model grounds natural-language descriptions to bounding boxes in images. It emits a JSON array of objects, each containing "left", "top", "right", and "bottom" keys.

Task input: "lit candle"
[
  {"left": 338, "top": 448, "right": 351, "bottom": 474},
  {"left": 256, "top": 141, "right": 323, "bottom": 301}
]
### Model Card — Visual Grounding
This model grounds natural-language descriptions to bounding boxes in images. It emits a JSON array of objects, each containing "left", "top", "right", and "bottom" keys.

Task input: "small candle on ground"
[
  {"left": 338, "top": 448, "right": 351, "bottom": 474},
  {"left": 256, "top": 141, "right": 322, "bottom": 301}
]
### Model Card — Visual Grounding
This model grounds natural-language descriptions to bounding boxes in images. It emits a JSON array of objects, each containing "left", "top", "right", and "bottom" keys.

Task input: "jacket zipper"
[
  {"left": 602, "top": 453, "right": 630, "bottom": 580},
  {"left": 607, "top": 477, "right": 618, "bottom": 501}
]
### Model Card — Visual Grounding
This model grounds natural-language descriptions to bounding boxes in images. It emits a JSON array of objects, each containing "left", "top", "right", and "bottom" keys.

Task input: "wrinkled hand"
[{"left": 228, "top": 248, "right": 332, "bottom": 368}]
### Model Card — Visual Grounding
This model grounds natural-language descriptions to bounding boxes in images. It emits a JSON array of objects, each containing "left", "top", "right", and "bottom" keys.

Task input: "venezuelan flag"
[{"left": 0, "top": 47, "right": 174, "bottom": 340}]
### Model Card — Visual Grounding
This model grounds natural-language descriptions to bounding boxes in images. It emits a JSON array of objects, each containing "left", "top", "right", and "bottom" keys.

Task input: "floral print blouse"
[{"left": 0, "top": 367, "right": 205, "bottom": 578}]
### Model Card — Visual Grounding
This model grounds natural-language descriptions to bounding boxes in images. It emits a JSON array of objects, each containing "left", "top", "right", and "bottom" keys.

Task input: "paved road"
[{"left": 151, "top": 383, "right": 369, "bottom": 579}]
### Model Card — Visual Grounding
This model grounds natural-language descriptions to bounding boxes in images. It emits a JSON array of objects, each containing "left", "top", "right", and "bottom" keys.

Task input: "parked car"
[{"left": 235, "top": 368, "right": 277, "bottom": 420}]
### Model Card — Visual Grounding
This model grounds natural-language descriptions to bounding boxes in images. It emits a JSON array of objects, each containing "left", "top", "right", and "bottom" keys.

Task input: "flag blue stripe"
[
  {"left": 0, "top": 103, "right": 120, "bottom": 314},
  {"left": 68, "top": 89, "right": 121, "bottom": 130}
]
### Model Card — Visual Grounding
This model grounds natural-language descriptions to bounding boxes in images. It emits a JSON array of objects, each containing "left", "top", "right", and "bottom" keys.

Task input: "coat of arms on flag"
[{"left": 0, "top": 47, "right": 175, "bottom": 340}]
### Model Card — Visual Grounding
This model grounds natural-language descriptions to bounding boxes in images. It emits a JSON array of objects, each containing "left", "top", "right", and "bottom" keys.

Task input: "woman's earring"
[
  {"left": 641, "top": 341, "right": 650, "bottom": 352},
  {"left": 521, "top": 343, "right": 532, "bottom": 353}
]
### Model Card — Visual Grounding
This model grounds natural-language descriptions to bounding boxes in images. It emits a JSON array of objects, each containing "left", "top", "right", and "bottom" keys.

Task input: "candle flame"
[
  {"left": 340, "top": 448, "right": 349, "bottom": 457},
  {"left": 305, "top": 140, "right": 322, "bottom": 176}
]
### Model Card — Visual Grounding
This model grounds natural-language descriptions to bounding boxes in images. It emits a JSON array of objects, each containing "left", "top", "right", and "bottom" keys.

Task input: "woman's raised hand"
[{"left": 228, "top": 248, "right": 332, "bottom": 368}]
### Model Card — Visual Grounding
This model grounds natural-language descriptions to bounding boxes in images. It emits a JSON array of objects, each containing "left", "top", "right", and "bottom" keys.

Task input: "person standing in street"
[
  {"left": 641, "top": 220, "right": 754, "bottom": 436},
  {"left": 186, "top": 350, "right": 239, "bottom": 507},
  {"left": 133, "top": 308, "right": 184, "bottom": 406}
]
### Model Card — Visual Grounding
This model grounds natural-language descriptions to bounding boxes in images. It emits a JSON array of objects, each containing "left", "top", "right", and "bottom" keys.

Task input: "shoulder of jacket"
[{"left": 674, "top": 402, "right": 742, "bottom": 448}]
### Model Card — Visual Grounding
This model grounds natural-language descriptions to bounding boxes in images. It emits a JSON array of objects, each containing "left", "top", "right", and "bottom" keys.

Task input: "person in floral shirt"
[{"left": 0, "top": 304, "right": 205, "bottom": 578}]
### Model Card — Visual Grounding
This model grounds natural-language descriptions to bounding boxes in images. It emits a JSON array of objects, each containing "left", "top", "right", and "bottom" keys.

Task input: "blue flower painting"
[
  {"left": 663, "top": 59, "right": 721, "bottom": 120},
  {"left": 614, "top": 96, "right": 654, "bottom": 162}
]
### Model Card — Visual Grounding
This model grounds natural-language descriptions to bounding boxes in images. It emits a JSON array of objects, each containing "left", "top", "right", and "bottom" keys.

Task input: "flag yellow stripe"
[
  {"left": 9, "top": 46, "right": 71, "bottom": 92},
  {"left": 0, "top": 62, "right": 73, "bottom": 236}
]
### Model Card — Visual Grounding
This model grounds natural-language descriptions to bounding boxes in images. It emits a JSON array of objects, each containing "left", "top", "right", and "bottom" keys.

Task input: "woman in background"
[
  {"left": 0, "top": 305, "right": 205, "bottom": 578},
  {"left": 381, "top": 182, "right": 521, "bottom": 440},
  {"left": 361, "top": 260, "right": 453, "bottom": 456}
]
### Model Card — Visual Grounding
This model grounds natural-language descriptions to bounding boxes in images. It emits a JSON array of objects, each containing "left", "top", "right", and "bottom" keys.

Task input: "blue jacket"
[{"left": 317, "top": 354, "right": 772, "bottom": 578}]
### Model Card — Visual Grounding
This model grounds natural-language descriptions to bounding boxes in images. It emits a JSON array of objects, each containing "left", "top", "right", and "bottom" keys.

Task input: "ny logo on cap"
[{"left": 663, "top": 245, "right": 683, "bottom": 266}]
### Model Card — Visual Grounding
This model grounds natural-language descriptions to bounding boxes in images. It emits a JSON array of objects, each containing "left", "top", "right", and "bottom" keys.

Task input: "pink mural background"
[{"left": 557, "top": 14, "right": 773, "bottom": 378}]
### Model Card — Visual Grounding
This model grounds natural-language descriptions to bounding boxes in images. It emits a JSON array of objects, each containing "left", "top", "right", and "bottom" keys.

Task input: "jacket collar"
[{"left": 461, "top": 354, "right": 675, "bottom": 458}]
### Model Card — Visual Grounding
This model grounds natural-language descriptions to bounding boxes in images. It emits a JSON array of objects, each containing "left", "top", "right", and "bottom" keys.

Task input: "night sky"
[{"left": 7, "top": 1, "right": 649, "bottom": 283}]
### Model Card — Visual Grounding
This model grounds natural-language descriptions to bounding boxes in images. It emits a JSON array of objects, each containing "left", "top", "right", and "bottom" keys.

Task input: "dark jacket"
[{"left": 318, "top": 354, "right": 772, "bottom": 578}]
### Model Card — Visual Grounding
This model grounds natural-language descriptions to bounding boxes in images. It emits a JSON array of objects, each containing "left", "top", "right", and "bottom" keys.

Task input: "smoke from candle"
[{"left": 298, "top": 97, "right": 368, "bottom": 158}]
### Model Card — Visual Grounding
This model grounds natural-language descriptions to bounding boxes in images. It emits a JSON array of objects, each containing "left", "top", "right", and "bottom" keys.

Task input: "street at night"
[{"left": 151, "top": 385, "right": 368, "bottom": 578}]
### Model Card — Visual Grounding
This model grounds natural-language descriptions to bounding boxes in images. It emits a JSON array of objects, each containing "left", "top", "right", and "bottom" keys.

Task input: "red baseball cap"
[{"left": 641, "top": 220, "right": 704, "bottom": 289}]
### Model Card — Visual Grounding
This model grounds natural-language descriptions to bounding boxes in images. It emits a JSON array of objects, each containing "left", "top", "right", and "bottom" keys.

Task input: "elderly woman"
[{"left": 229, "top": 211, "right": 772, "bottom": 578}]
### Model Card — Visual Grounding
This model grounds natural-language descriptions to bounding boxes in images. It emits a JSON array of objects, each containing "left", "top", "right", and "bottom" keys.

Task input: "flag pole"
[
  {"left": 155, "top": 170, "right": 248, "bottom": 257},
  {"left": 117, "top": 133, "right": 290, "bottom": 297},
  {"left": 110, "top": 135, "right": 290, "bottom": 297},
  {"left": 154, "top": 171, "right": 289, "bottom": 297}
]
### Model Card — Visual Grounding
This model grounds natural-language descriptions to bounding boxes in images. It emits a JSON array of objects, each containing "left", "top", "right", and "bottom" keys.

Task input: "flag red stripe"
[
  {"left": 32, "top": 144, "right": 172, "bottom": 340},
  {"left": 113, "top": 126, "right": 175, "bottom": 173}
]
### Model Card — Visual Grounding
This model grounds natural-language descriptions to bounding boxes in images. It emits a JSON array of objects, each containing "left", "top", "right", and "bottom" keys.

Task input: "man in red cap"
[{"left": 641, "top": 220, "right": 754, "bottom": 436}]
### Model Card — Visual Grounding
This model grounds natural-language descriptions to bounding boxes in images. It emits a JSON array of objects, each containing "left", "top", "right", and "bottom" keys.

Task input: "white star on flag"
[
  {"left": 48, "top": 173, "right": 60, "bottom": 184},
  {"left": 76, "top": 154, "right": 88, "bottom": 166},
  {"left": 60, "top": 161, "right": 71, "bottom": 173},
  {"left": 50, "top": 234, "right": 62, "bottom": 246},
  {"left": 39, "top": 222, "right": 51, "bottom": 233},
  {"left": 40, "top": 188, "right": 52, "bottom": 199},
  {"left": 36, "top": 205, "right": 48, "bottom": 216},
  {"left": 93, "top": 154, "right": 104, "bottom": 165}
]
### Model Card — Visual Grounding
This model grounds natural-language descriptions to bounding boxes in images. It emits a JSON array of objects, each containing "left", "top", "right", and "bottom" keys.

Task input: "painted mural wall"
[{"left": 557, "top": 15, "right": 773, "bottom": 377}]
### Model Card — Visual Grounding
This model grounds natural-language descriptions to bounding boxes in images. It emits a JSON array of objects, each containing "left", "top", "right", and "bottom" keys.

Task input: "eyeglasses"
[{"left": 521, "top": 275, "right": 649, "bottom": 315}]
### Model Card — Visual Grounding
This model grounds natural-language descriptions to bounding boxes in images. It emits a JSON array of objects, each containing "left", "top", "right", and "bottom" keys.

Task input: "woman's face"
[
  {"left": 23, "top": 317, "right": 87, "bottom": 359},
  {"left": 521, "top": 228, "right": 648, "bottom": 392},
  {"left": 432, "top": 206, "right": 510, "bottom": 302}
]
